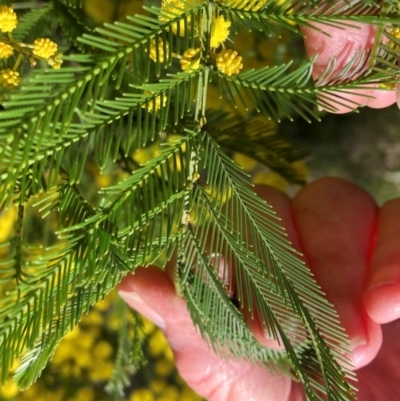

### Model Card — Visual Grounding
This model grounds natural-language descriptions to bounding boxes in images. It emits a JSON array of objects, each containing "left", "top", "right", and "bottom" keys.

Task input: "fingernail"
[
  {"left": 119, "top": 291, "right": 166, "bottom": 330},
  {"left": 350, "top": 336, "right": 367, "bottom": 351}
]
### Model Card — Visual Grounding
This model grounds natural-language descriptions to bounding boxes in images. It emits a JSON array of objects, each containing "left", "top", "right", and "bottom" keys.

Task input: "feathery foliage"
[{"left": 0, "top": 0, "right": 399, "bottom": 400}]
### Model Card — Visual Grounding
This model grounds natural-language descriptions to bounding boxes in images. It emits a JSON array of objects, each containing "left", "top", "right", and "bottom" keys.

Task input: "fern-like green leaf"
[{"left": 175, "top": 130, "right": 356, "bottom": 400}]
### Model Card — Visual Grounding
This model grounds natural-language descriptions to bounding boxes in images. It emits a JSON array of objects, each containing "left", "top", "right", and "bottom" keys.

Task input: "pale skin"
[{"left": 118, "top": 24, "right": 400, "bottom": 401}]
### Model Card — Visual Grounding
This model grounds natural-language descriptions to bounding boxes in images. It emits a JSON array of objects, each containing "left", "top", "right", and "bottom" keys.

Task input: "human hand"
[
  {"left": 301, "top": 20, "right": 397, "bottom": 113},
  {"left": 118, "top": 177, "right": 400, "bottom": 400},
  {"left": 118, "top": 22, "right": 400, "bottom": 400}
]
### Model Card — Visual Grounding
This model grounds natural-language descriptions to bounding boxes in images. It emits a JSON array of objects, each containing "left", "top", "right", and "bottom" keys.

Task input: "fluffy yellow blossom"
[
  {"left": 0, "top": 378, "right": 19, "bottom": 399},
  {"left": 0, "top": 6, "right": 18, "bottom": 33},
  {"left": 154, "top": 359, "right": 174, "bottom": 376},
  {"left": 88, "top": 360, "right": 114, "bottom": 381},
  {"left": 141, "top": 91, "right": 166, "bottom": 112},
  {"left": 158, "top": 385, "right": 180, "bottom": 401},
  {"left": 216, "top": 49, "right": 243, "bottom": 76},
  {"left": 32, "top": 38, "right": 58, "bottom": 59},
  {"left": 0, "top": 206, "right": 16, "bottom": 242},
  {"left": 93, "top": 340, "right": 113, "bottom": 359},
  {"left": 0, "top": 42, "right": 14, "bottom": 58},
  {"left": 149, "top": 38, "right": 169, "bottom": 62},
  {"left": 159, "top": 0, "right": 188, "bottom": 36},
  {"left": 392, "top": 27, "right": 400, "bottom": 39},
  {"left": 74, "top": 387, "right": 95, "bottom": 401},
  {"left": 148, "top": 329, "right": 171, "bottom": 357},
  {"left": 149, "top": 378, "right": 167, "bottom": 394},
  {"left": 48, "top": 53, "right": 63, "bottom": 69},
  {"left": 180, "top": 48, "right": 200, "bottom": 71},
  {"left": 0, "top": 69, "right": 20, "bottom": 88},
  {"left": 211, "top": 16, "right": 231, "bottom": 48},
  {"left": 130, "top": 388, "right": 154, "bottom": 401},
  {"left": 378, "top": 81, "right": 397, "bottom": 90}
]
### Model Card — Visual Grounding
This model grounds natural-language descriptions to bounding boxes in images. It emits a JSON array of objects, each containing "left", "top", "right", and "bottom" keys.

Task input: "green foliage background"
[{"left": 0, "top": 0, "right": 399, "bottom": 400}]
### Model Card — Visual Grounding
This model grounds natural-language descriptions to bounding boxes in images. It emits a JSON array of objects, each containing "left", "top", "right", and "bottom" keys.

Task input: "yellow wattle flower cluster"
[
  {"left": 0, "top": 42, "right": 14, "bottom": 58},
  {"left": 159, "top": 0, "right": 189, "bottom": 36},
  {"left": 210, "top": 16, "right": 231, "bottom": 48},
  {"left": 0, "top": 6, "right": 17, "bottom": 33},
  {"left": 149, "top": 37, "right": 169, "bottom": 63},
  {"left": 392, "top": 27, "right": 400, "bottom": 39},
  {"left": 180, "top": 48, "right": 200, "bottom": 71},
  {"left": 0, "top": 6, "right": 63, "bottom": 89},
  {"left": 48, "top": 54, "right": 63, "bottom": 69},
  {"left": 32, "top": 38, "right": 58, "bottom": 59},
  {"left": 216, "top": 49, "right": 243, "bottom": 76},
  {"left": 0, "top": 69, "right": 20, "bottom": 88}
]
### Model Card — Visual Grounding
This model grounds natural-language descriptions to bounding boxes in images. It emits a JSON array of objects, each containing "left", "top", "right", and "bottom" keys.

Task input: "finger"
[
  {"left": 364, "top": 198, "right": 400, "bottom": 324},
  {"left": 301, "top": 23, "right": 396, "bottom": 113},
  {"left": 356, "top": 319, "right": 400, "bottom": 400},
  {"left": 118, "top": 267, "right": 292, "bottom": 401},
  {"left": 291, "top": 177, "right": 382, "bottom": 369}
]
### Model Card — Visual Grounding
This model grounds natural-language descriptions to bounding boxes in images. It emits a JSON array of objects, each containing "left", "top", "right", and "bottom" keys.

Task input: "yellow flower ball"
[
  {"left": 0, "top": 205, "right": 16, "bottom": 242},
  {"left": 216, "top": 49, "right": 243, "bottom": 76},
  {"left": 154, "top": 359, "right": 174, "bottom": 376},
  {"left": 0, "top": 378, "right": 19, "bottom": 399},
  {"left": 392, "top": 27, "right": 400, "bottom": 39},
  {"left": 130, "top": 388, "right": 154, "bottom": 401},
  {"left": 180, "top": 48, "right": 200, "bottom": 71},
  {"left": 74, "top": 387, "right": 95, "bottom": 401},
  {"left": 0, "top": 69, "right": 20, "bottom": 88},
  {"left": 141, "top": 91, "right": 166, "bottom": 112},
  {"left": 0, "top": 6, "right": 18, "bottom": 33},
  {"left": 48, "top": 54, "right": 63, "bottom": 69},
  {"left": 33, "top": 38, "right": 58, "bottom": 59},
  {"left": 0, "top": 42, "right": 14, "bottom": 58},
  {"left": 210, "top": 15, "right": 231, "bottom": 48},
  {"left": 149, "top": 37, "right": 169, "bottom": 63},
  {"left": 150, "top": 378, "right": 167, "bottom": 394},
  {"left": 93, "top": 340, "right": 113, "bottom": 359},
  {"left": 159, "top": 0, "right": 188, "bottom": 36},
  {"left": 88, "top": 360, "right": 114, "bottom": 381}
]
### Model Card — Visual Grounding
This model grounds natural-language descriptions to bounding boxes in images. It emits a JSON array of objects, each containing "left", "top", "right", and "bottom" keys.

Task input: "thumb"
[
  {"left": 302, "top": 22, "right": 396, "bottom": 113},
  {"left": 118, "top": 266, "right": 293, "bottom": 401}
]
